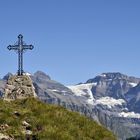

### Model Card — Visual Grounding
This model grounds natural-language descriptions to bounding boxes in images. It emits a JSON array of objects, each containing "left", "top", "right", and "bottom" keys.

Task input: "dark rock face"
[
  {"left": 125, "top": 83, "right": 140, "bottom": 113},
  {"left": 136, "top": 134, "right": 140, "bottom": 140},
  {"left": 0, "top": 80, "right": 6, "bottom": 97},
  {"left": 127, "top": 133, "right": 140, "bottom": 140}
]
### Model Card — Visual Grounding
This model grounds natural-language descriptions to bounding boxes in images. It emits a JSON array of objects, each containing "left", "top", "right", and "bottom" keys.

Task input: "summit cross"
[{"left": 7, "top": 34, "right": 34, "bottom": 76}]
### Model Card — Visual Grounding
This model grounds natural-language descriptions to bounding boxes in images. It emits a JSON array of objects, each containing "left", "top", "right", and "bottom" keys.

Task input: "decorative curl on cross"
[{"left": 7, "top": 34, "right": 34, "bottom": 76}]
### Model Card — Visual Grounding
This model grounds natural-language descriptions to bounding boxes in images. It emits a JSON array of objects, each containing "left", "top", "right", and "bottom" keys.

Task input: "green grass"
[{"left": 0, "top": 98, "right": 117, "bottom": 140}]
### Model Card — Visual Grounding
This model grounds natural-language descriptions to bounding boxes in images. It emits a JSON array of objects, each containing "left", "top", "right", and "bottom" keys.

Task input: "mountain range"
[{"left": 1, "top": 71, "right": 140, "bottom": 140}]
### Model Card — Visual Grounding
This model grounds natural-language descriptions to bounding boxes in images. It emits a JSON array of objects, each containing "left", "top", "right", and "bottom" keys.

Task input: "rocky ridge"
[{"left": 4, "top": 74, "right": 37, "bottom": 100}]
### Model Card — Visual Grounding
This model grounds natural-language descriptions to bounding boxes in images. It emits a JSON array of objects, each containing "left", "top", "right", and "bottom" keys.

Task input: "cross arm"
[
  {"left": 23, "top": 45, "right": 34, "bottom": 50},
  {"left": 7, "top": 45, "right": 19, "bottom": 50}
]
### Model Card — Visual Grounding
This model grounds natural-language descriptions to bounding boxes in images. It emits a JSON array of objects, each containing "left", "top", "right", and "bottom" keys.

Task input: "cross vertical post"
[{"left": 7, "top": 34, "right": 34, "bottom": 76}]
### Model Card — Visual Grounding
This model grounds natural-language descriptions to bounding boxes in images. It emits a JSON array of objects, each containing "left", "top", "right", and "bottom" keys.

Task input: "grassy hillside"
[{"left": 0, "top": 98, "right": 116, "bottom": 140}]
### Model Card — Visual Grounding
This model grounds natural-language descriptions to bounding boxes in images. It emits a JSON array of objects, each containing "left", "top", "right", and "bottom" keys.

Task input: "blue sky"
[{"left": 0, "top": 0, "right": 140, "bottom": 85}]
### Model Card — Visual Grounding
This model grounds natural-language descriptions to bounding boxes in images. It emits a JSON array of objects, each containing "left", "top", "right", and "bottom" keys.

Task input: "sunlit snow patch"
[
  {"left": 129, "top": 82, "right": 138, "bottom": 87},
  {"left": 23, "top": 72, "right": 31, "bottom": 76},
  {"left": 95, "top": 97, "right": 126, "bottom": 109},
  {"left": 119, "top": 112, "right": 140, "bottom": 119},
  {"left": 99, "top": 74, "right": 106, "bottom": 77}
]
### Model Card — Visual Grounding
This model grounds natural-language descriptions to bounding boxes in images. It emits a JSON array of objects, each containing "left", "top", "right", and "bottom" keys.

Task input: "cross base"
[{"left": 17, "top": 70, "right": 24, "bottom": 76}]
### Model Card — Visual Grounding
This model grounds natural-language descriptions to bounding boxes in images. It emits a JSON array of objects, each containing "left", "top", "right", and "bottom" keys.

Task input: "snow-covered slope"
[
  {"left": 95, "top": 97, "right": 126, "bottom": 109},
  {"left": 68, "top": 83, "right": 96, "bottom": 105},
  {"left": 68, "top": 72, "right": 140, "bottom": 117},
  {"left": 129, "top": 82, "right": 138, "bottom": 87},
  {"left": 119, "top": 112, "right": 140, "bottom": 119},
  {"left": 68, "top": 83, "right": 127, "bottom": 108}
]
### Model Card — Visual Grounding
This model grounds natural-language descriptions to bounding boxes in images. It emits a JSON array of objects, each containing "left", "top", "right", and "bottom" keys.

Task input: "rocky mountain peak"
[
  {"left": 3, "top": 73, "right": 13, "bottom": 81},
  {"left": 86, "top": 72, "right": 140, "bottom": 84},
  {"left": 101, "top": 72, "right": 127, "bottom": 79},
  {"left": 33, "top": 71, "right": 51, "bottom": 81},
  {"left": 86, "top": 72, "right": 126, "bottom": 84}
]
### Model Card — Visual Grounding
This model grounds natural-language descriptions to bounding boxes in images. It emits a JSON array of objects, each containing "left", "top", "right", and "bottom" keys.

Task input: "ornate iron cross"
[{"left": 7, "top": 34, "right": 34, "bottom": 76}]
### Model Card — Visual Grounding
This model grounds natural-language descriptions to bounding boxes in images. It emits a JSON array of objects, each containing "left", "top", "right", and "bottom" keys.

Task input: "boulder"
[{"left": 0, "top": 133, "right": 13, "bottom": 140}]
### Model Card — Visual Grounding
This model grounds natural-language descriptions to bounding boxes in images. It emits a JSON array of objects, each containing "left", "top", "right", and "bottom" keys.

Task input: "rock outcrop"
[
  {"left": 0, "top": 133, "right": 13, "bottom": 140},
  {"left": 3, "top": 75, "right": 37, "bottom": 100}
]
